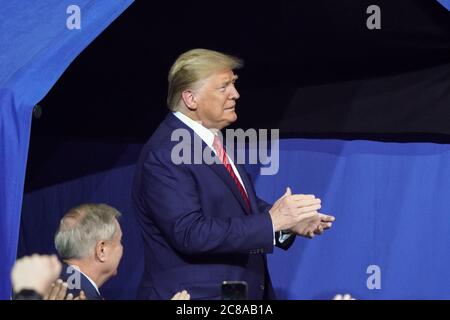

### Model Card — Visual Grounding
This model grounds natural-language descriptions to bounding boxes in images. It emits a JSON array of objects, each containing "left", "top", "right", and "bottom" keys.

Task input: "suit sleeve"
[
  {"left": 137, "top": 149, "right": 275, "bottom": 256},
  {"left": 254, "top": 195, "right": 296, "bottom": 251}
]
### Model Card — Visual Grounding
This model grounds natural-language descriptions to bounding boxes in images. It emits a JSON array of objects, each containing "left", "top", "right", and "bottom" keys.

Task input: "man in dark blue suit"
[
  {"left": 132, "top": 49, "right": 334, "bottom": 300},
  {"left": 54, "top": 203, "right": 191, "bottom": 300},
  {"left": 54, "top": 204, "right": 124, "bottom": 300}
]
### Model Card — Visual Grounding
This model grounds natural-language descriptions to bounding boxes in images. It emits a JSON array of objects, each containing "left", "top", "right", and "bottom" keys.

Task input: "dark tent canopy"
[{"left": 32, "top": 0, "right": 450, "bottom": 142}]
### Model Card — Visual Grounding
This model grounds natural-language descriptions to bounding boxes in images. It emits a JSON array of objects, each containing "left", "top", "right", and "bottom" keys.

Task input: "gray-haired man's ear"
[{"left": 95, "top": 241, "right": 106, "bottom": 262}]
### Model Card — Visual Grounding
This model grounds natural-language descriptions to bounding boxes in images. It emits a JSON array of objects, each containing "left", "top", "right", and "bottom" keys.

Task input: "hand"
[
  {"left": 44, "top": 280, "right": 86, "bottom": 300},
  {"left": 333, "top": 293, "right": 355, "bottom": 300},
  {"left": 291, "top": 212, "right": 335, "bottom": 238},
  {"left": 70, "top": 290, "right": 87, "bottom": 300},
  {"left": 44, "top": 279, "right": 68, "bottom": 300},
  {"left": 269, "top": 187, "right": 322, "bottom": 232},
  {"left": 11, "top": 254, "right": 62, "bottom": 297},
  {"left": 171, "top": 290, "right": 191, "bottom": 300}
]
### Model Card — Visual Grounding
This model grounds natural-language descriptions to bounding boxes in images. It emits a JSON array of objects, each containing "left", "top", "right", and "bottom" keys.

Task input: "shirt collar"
[{"left": 173, "top": 111, "right": 217, "bottom": 149}]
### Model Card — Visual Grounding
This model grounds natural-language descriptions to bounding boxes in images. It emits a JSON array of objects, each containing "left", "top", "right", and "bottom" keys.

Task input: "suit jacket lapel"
[
  {"left": 234, "top": 162, "right": 257, "bottom": 212},
  {"left": 164, "top": 113, "right": 251, "bottom": 214},
  {"left": 204, "top": 144, "right": 252, "bottom": 215}
]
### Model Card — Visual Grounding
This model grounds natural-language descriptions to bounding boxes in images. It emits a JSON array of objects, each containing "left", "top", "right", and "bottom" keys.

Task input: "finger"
[
  {"left": 44, "top": 283, "right": 54, "bottom": 300},
  {"left": 314, "top": 225, "right": 324, "bottom": 235},
  {"left": 294, "top": 198, "right": 321, "bottom": 207},
  {"left": 66, "top": 293, "right": 74, "bottom": 300},
  {"left": 297, "top": 204, "right": 321, "bottom": 213},
  {"left": 273, "top": 187, "right": 293, "bottom": 207},
  {"left": 73, "top": 292, "right": 85, "bottom": 300},
  {"left": 289, "top": 194, "right": 317, "bottom": 201},
  {"left": 56, "top": 282, "right": 68, "bottom": 300},
  {"left": 276, "top": 187, "right": 292, "bottom": 202},
  {"left": 343, "top": 294, "right": 352, "bottom": 300},
  {"left": 319, "top": 213, "right": 335, "bottom": 222},
  {"left": 47, "top": 284, "right": 59, "bottom": 300},
  {"left": 171, "top": 292, "right": 181, "bottom": 300},
  {"left": 333, "top": 294, "right": 343, "bottom": 300},
  {"left": 48, "top": 281, "right": 61, "bottom": 300},
  {"left": 297, "top": 211, "right": 317, "bottom": 222},
  {"left": 44, "top": 282, "right": 56, "bottom": 300},
  {"left": 286, "top": 187, "right": 292, "bottom": 196},
  {"left": 321, "top": 222, "right": 332, "bottom": 229},
  {"left": 180, "top": 290, "right": 190, "bottom": 300}
]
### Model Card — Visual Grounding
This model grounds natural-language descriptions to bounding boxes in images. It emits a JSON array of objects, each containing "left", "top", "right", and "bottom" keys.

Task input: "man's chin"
[
  {"left": 217, "top": 113, "right": 237, "bottom": 129},
  {"left": 227, "top": 111, "right": 237, "bottom": 123}
]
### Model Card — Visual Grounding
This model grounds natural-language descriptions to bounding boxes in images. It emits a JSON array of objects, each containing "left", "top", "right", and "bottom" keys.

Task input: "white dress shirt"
[
  {"left": 173, "top": 111, "right": 247, "bottom": 193},
  {"left": 173, "top": 111, "right": 289, "bottom": 245}
]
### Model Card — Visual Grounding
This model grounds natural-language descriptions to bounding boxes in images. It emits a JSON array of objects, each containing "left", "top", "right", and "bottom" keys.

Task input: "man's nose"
[{"left": 230, "top": 85, "right": 240, "bottom": 100}]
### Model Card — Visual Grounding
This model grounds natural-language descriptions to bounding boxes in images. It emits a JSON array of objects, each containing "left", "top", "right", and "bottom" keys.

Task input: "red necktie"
[{"left": 213, "top": 136, "right": 251, "bottom": 212}]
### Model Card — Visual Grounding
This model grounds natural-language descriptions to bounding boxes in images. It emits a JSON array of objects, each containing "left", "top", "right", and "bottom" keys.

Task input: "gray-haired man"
[
  {"left": 54, "top": 203, "right": 190, "bottom": 300},
  {"left": 54, "top": 203, "right": 123, "bottom": 300}
]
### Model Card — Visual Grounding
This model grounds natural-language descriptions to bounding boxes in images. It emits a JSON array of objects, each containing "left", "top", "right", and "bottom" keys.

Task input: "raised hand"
[
  {"left": 291, "top": 212, "right": 335, "bottom": 238},
  {"left": 44, "top": 279, "right": 68, "bottom": 300},
  {"left": 171, "top": 290, "right": 191, "bottom": 300},
  {"left": 269, "top": 187, "right": 322, "bottom": 232},
  {"left": 11, "top": 254, "right": 62, "bottom": 297}
]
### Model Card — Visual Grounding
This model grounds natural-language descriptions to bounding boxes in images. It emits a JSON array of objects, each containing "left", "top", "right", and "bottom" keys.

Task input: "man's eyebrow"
[{"left": 221, "top": 75, "right": 239, "bottom": 84}]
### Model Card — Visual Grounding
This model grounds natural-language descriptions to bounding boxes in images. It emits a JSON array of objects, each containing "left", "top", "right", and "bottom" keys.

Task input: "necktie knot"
[
  {"left": 213, "top": 136, "right": 225, "bottom": 161},
  {"left": 213, "top": 135, "right": 223, "bottom": 150},
  {"left": 212, "top": 135, "right": 251, "bottom": 213}
]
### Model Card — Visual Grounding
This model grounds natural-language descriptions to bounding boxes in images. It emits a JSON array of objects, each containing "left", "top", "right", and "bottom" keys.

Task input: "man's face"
[
  {"left": 194, "top": 69, "right": 240, "bottom": 130},
  {"left": 105, "top": 219, "right": 123, "bottom": 277}
]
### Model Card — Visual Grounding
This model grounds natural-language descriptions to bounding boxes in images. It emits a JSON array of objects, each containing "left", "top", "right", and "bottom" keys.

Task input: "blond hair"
[{"left": 167, "top": 48, "right": 243, "bottom": 111}]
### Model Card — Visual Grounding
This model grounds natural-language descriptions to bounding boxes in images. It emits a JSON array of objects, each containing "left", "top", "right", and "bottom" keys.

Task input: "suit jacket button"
[{"left": 260, "top": 284, "right": 265, "bottom": 290}]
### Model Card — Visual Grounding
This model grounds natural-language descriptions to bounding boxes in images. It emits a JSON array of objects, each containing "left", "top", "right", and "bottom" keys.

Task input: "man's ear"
[
  {"left": 180, "top": 90, "right": 198, "bottom": 111},
  {"left": 95, "top": 241, "right": 106, "bottom": 262}
]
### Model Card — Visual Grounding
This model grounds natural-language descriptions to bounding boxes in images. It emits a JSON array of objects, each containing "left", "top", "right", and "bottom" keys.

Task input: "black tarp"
[{"left": 31, "top": 0, "right": 450, "bottom": 141}]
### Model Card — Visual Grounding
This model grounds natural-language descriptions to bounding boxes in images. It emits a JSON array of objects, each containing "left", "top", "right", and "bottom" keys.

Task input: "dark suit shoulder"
[{"left": 59, "top": 264, "right": 103, "bottom": 300}]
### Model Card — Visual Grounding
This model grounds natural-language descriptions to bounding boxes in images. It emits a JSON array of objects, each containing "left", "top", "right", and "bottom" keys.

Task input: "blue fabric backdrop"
[
  {"left": 437, "top": 0, "right": 450, "bottom": 10},
  {"left": 19, "top": 138, "right": 450, "bottom": 299},
  {"left": 252, "top": 139, "right": 450, "bottom": 299},
  {"left": 0, "top": 0, "right": 133, "bottom": 299}
]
